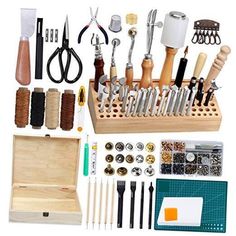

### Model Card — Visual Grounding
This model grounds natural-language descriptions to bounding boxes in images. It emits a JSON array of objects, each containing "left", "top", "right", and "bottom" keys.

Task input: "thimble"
[{"left": 109, "top": 15, "right": 122, "bottom": 33}]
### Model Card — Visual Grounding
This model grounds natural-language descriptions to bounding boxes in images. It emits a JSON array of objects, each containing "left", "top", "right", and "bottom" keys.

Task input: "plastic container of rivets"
[{"left": 160, "top": 140, "right": 223, "bottom": 177}]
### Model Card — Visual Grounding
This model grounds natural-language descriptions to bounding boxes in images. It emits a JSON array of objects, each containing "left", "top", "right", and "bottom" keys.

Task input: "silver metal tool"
[
  {"left": 98, "top": 75, "right": 107, "bottom": 101},
  {"left": 50, "top": 29, "right": 54, "bottom": 42},
  {"left": 45, "top": 28, "right": 49, "bottom": 42},
  {"left": 118, "top": 77, "right": 126, "bottom": 101},
  {"left": 144, "top": 88, "right": 153, "bottom": 117},
  {"left": 163, "top": 89, "right": 172, "bottom": 116},
  {"left": 121, "top": 85, "right": 130, "bottom": 112},
  {"left": 99, "top": 87, "right": 109, "bottom": 113},
  {"left": 157, "top": 86, "right": 169, "bottom": 116},
  {"left": 125, "top": 91, "right": 136, "bottom": 117},
  {"left": 55, "top": 29, "right": 58, "bottom": 43},
  {"left": 168, "top": 85, "right": 179, "bottom": 116},
  {"left": 174, "top": 87, "right": 184, "bottom": 116},
  {"left": 150, "top": 87, "right": 160, "bottom": 116},
  {"left": 186, "top": 87, "right": 197, "bottom": 116},
  {"left": 107, "top": 90, "right": 117, "bottom": 113},
  {"left": 110, "top": 38, "right": 121, "bottom": 78},
  {"left": 179, "top": 86, "right": 191, "bottom": 116},
  {"left": 132, "top": 89, "right": 142, "bottom": 117},
  {"left": 109, "top": 76, "right": 118, "bottom": 100},
  {"left": 138, "top": 89, "right": 148, "bottom": 117}
]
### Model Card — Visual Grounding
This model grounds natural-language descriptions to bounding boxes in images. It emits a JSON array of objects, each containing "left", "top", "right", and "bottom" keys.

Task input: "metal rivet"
[
  {"left": 144, "top": 165, "right": 155, "bottom": 177},
  {"left": 145, "top": 142, "right": 156, "bottom": 152},
  {"left": 105, "top": 142, "right": 114, "bottom": 151},
  {"left": 131, "top": 167, "right": 142, "bottom": 176},
  {"left": 104, "top": 164, "right": 115, "bottom": 176},
  {"left": 126, "top": 154, "right": 134, "bottom": 163},
  {"left": 136, "top": 142, "right": 144, "bottom": 151},
  {"left": 125, "top": 143, "right": 134, "bottom": 151},
  {"left": 105, "top": 154, "right": 114, "bottom": 163},
  {"left": 115, "top": 142, "right": 125, "bottom": 152},
  {"left": 117, "top": 167, "right": 128, "bottom": 176},
  {"left": 146, "top": 155, "right": 155, "bottom": 164},
  {"left": 136, "top": 154, "right": 144, "bottom": 163},
  {"left": 115, "top": 154, "right": 125, "bottom": 163}
]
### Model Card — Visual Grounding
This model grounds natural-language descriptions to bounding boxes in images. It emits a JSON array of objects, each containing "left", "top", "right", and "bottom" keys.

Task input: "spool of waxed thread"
[
  {"left": 15, "top": 87, "right": 30, "bottom": 128},
  {"left": 45, "top": 88, "right": 61, "bottom": 129},
  {"left": 60, "top": 90, "right": 75, "bottom": 131},
  {"left": 30, "top": 88, "right": 45, "bottom": 129}
]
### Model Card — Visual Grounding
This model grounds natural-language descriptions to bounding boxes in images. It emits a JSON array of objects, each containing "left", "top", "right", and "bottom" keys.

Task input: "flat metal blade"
[{"left": 21, "top": 8, "right": 36, "bottom": 38}]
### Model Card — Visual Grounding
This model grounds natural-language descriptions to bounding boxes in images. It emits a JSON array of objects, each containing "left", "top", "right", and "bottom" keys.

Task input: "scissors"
[{"left": 47, "top": 16, "right": 83, "bottom": 84}]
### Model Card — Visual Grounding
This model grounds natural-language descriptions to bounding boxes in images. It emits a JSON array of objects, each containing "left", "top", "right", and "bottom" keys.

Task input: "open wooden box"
[
  {"left": 9, "top": 135, "right": 82, "bottom": 225},
  {"left": 88, "top": 79, "right": 222, "bottom": 134}
]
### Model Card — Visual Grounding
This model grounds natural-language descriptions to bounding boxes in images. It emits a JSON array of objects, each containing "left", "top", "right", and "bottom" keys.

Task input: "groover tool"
[
  {"left": 159, "top": 11, "right": 188, "bottom": 92},
  {"left": 16, "top": 8, "right": 36, "bottom": 85}
]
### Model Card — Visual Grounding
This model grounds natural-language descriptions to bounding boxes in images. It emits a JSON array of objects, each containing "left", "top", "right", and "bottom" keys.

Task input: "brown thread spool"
[
  {"left": 60, "top": 90, "right": 75, "bottom": 131},
  {"left": 45, "top": 88, "right": 60, "bottom": 130},
  {"left": 15, "top": 87, "right": 30, "bottom": 128}
]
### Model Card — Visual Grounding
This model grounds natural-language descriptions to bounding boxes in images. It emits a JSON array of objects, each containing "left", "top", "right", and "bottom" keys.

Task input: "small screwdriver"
[{"left": 83, "top": 135, "right": 89, "bottom": 176}]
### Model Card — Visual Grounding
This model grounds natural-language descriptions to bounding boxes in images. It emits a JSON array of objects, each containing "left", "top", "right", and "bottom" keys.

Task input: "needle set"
[{"left": 10, "top": 6, "right": 230, "bottom": 234}]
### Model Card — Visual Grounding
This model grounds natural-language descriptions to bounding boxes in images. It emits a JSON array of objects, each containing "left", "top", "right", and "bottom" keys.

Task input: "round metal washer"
[
  {"left": 186, "top": 152, "right": 195, "bottom": 162},
  {"left": 136, "top": 142, "right": 144, "bottom": 151},
  {"left": 105, "top": 142, "right": 114, "bottom": 151},
  {"left": 125, "top": 143, "right": 134, "bottom": 151},
  {"left": 117, "top": 167, "right": 128, "bottom": 176},
  {"left": 146, "top": 154, "right": 155, "bottom": 164},
  {"left": 131, "top": 167, "right": 142, "bottom": 176},
  {"left": 144, "top": 165, "right": 155, "bottom": 177},
  {"left": 136, "top": 154, "right": 144, "bottom": 163},
  {"left": 105, "top": 154, "right": 114, "bottom": 163},
  {"left": 115, "top": 142, "right": 125, "bottom": 152},
  {"left": 145, "top": 142, "right": 156, "bottom": 152},
  {"left": 125, "top": 154, "right": 134, "bottom": 163},
  {"left": 115, "top": 154, "right": 125, "bottom": 163},
  {"left": 104, "top": 164, "right": 115, "bottom": 176}
]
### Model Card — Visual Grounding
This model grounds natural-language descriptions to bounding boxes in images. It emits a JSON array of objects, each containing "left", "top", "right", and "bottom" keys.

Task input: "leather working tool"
[
  {"left": 46, "top": 16, "right": 83, "bottom": 83},
  {"left": 78, "top": 7, "right": 108, "bottom": 44},
  {"left": 110, "top": 39, "right": 120, "bottom": 79}
]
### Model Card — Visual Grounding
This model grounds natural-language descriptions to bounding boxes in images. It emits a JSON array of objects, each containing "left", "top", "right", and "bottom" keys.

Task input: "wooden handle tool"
[
  {"left": 16, "top": 39, "right": 31, "bottom": 85},
  {"left": 125, "top": 67, "right": 134, "bottom": 89},
  {"left": 94, "top": 58, "right": 105, "bottom": 92},
  {"left": 204, "top": 45, "right": 231, "bottom": 91},
  {"left": 193, "top": 52, "right": 207, "bottom": 78},
  {"left": 159, "top": 47, "right": 178, "bottom": 92},
  {"left": 139, "top": 58, "right": 154, "bottom": 89}
]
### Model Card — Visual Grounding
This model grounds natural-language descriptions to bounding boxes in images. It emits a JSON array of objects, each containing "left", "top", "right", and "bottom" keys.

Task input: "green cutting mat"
[{"left": 154, "top": 179, "right": 227, "bottom": 233}]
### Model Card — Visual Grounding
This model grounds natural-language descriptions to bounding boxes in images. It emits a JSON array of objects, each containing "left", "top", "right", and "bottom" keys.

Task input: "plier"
[{"left": 78, "top": 7, "right": 109, "bottom": 44}]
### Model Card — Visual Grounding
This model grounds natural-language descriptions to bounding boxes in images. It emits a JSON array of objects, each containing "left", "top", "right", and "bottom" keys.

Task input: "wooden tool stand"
[
  {"left": 10, "top": 135, "right": 82, "bottom": 224},
  {"left": 88, "top": 80, "right": 222, "bottom": 134}
]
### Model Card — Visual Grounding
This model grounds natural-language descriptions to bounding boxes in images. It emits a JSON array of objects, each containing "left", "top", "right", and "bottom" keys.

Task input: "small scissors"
[{"left": 47, "top": 16, "right": 83, "bottom": 84}]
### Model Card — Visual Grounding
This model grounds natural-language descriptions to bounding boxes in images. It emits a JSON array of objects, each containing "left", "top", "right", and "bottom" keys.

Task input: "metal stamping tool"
[
  {"left": 125, "top": 91, "right": 136, "bottom": 117},
  {"left": 174, "top": 87, "right": 184, "bottom": 116},
  {"left": 157, "top": 86, "right": 169, "bottom": 116},
  {"left": 132, "top": 89, "right": 142, "bottom": 117},
  {"left": 118, "top": 77, "right": 126, "bottom": 101},
  {"left": 168, "top": 85, "right": 179, "bottom": 116},
  {"left": 99, "top": 87, "right": 109, "bottom": 113},
  {"left": 179, "top": 86, "right": 191, "bottom": 116},
  {"left": 107, "top": 90, "right": 117, "bottom": 113},
  {"left": 138, "top": 89, "right": 147, "bottom": 117},
  {"left": 121, "top": 85, "right": 130, "bottom": 112},
  {"left": 109, "top": 76, "right": 118, "bottom": 100},
  {"left": 98, "top": 75, "right": 107, "bottom": 101},
  {"left": 143, "top": 88, "right": 153, "bottom": 117},
  {"left": 186, "top": 87, "right": 197, "bottom": 116},
  {"left": 162, "top": 89, "right": 173, "bottom": 116},
  {"left": 150, "top": 87, "right": 160, "bottom": 116}
]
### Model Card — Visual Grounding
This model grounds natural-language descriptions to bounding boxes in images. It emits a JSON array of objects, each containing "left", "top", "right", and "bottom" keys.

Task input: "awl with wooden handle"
[
  {"left": 204, "top": 45, "right": 231, "bottom": 91},
  {"left": 193, "top": 52, "right": 207, "bottom": 79},
  {"left": 16, "top": 8, "right": 36, "bottom": 85}
]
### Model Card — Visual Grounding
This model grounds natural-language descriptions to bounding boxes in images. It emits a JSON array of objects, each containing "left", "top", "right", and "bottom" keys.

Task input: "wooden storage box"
[
  {"left": 9, "top": 135, "right": 82, "bottom": 225},
  {"left": 88, "top": 79, "right": 222, "bottom": 134}
]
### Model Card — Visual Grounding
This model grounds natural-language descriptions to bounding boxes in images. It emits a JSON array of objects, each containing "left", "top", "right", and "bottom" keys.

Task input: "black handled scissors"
[
  {"left": 47, "top": 16, "right": 83, "bottom": 84},
  {"left": 78, "top": 7, "right": 109, "bottom": 45}
]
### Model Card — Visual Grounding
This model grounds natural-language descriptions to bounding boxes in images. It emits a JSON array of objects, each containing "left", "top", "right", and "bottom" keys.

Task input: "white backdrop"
[{"left": 0, "top": 0, "right": 235, "bottom": 235}]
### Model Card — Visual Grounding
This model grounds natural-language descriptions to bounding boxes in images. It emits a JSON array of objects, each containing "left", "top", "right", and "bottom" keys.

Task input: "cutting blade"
[{"left": 21, "top": 8, "right": 36, "bottom": 38}]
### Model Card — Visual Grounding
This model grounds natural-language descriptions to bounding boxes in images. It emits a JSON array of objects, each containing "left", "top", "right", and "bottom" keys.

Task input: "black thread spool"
[{"left": 30, "top": 88, "right": 45, "bottom": 129}]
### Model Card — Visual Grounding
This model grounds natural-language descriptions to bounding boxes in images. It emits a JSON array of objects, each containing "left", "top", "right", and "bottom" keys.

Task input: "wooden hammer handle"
[
  {"left": 193, "top": 52, "right": 207, "bottom": 78},
  {"left": 159, "top": 47, "right": 178, "bottom": 92},
  {"left": 139, "top": 58, "right": 154, "bottom": 89},
  {"left": 15, "top": 39, "right": 31, "bottom": 85},
  {"left": 204, "top": 45, "right": 231, "bottom": 91}
]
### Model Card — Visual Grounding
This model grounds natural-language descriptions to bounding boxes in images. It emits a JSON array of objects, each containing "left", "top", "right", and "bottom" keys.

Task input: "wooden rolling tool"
[
  {"left": 204, "top": 45, "right": 231, "bottom": 91},
  {"left": 126, "top": 27, "right": 137, "bottom": 88},
  {"left": 140, "top": 9, "right": 162, "bottom": 89},
  {"left": 91, "top": 34, "right": 105, "bottom": 92},
  {"left": 159, "top": 11, "right": 189, "bottom": 92}
]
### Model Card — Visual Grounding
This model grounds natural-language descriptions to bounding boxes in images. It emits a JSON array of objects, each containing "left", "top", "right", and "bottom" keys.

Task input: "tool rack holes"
[
  {"left": 119, "top": 114, "right": 123, "bottom": 118},
  {"left": 209, "top": 113, "right": 213, "bottom": 116},
  {"left": 105, "top": 104, "right": 109, "bottom": 108},
  {"left": 212, "top": 108, "right": 217, "bottom": 112},
  {"left": 197, "top": 113, "right": 201, "bottom": 116},
  {"left": 119, "top": 104, "right": 122, "bottom": 107},
  {"left": 98, "top": 103, "right": 101, "bottom": 108},
  {"left": 215, "top": 113, "right": 219, "bottom": 116},
  {"left": 113, "top": 109, "right": 118, "bottom": 113},
  {"left": 113, "top": 114, "right": 117, "bottom": 118},
  {"left": 192, "top": 108, "right": 197, "bottom": 112},
  {"left": 112, "top": 104, "right": 117, "bottom": 107},
  {"left": 199, "top": 108, "right": 203, "bottom": 112},
  {"left": 203, "top": 113, "right": 207, "bottom": 116},
  {"left": 106, "top": 115, "right": 111, "bottom": 118},
  {"left": 205, "top": 108, "right": 210, "bottom": 112},
  {"left": 210, "top": 103, "right": 215, "bottom": 106},
  {"left": 192, "top": 113, "right": 196, "bottom": 116},
  {"left": 100, "top": 115, "right": 104, "bottom": 118}
]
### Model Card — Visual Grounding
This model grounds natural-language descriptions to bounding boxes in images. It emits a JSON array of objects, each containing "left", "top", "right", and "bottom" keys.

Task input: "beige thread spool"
[{"left": 45, "top": 88, "right": 60, "bottom": 129}]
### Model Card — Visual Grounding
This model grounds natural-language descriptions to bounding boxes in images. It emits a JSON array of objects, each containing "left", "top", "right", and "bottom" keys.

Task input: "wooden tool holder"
[{"left": 88, "top": 80, "right": 222, "bottom": 134}]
